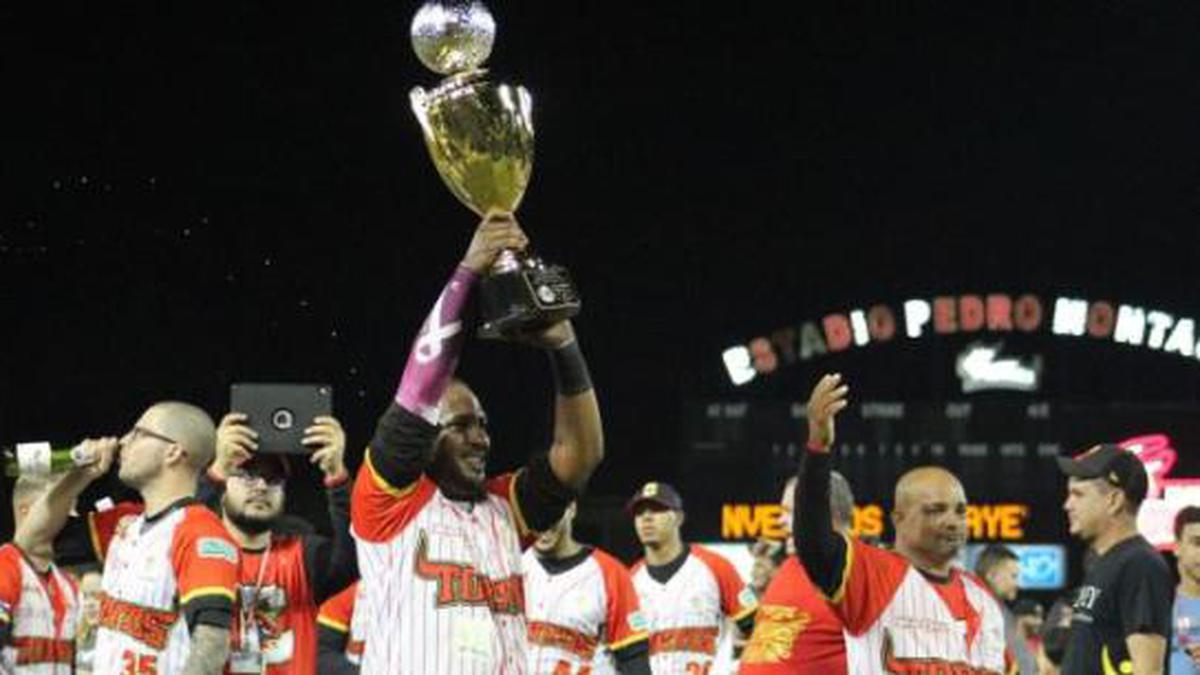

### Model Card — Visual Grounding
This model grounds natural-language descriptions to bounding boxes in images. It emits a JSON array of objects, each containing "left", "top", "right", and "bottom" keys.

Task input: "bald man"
[
  {"left": 795, "top": 374, "right": 1008, "bottom": 674},
  {"left": 17, "top": 402, "right": 240, "bottom": 675}
]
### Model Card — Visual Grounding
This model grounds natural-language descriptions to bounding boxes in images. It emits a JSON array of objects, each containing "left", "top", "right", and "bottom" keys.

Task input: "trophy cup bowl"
[{"left": 409, "top": 1, "right": 580, "bottom": 339}]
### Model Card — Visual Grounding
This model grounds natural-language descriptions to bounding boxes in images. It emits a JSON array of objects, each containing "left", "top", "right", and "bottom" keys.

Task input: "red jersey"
[
  {"left": 739, "top": 555, "right": 847, "bottom": 674},
  {"left": 0, "top": 544, "right": 79, "bottom": 674},
  {"left": 317, "top": 582, "right": 364, "bottom": 665},
  {"left": 227, "top": 536, "right": 317, "bottom": 674}
]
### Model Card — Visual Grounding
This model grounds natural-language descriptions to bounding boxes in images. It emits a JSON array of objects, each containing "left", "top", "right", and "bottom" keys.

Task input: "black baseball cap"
[
  {"left": 626, "top": 481, "right": 684, "bottom": 514},
  {"left": 233, "top": 453, "right": 291, "bottom": 484},
  {"left": 1056, "top": 443, "right": 1148, "bottom": 506}
]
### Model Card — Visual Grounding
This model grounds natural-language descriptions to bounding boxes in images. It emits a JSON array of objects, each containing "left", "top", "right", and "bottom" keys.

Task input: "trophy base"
[{"left": 478, "top": 257, "right": 581, "bottom": 339}]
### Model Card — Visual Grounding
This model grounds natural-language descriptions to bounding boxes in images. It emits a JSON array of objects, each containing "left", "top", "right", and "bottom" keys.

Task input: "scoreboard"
[{"left": 681, "top": 398, "right": 1200, "bottom": 590}]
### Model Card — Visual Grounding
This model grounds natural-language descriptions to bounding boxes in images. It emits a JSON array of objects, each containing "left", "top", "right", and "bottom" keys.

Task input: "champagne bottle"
[{"left": 2, "top": 442, "right": 96, "bottom": 477}]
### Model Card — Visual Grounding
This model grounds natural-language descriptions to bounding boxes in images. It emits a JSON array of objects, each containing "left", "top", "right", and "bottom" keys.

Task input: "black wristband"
[{"left": 548, "top": 340, "right": 593, "bottom": 395}]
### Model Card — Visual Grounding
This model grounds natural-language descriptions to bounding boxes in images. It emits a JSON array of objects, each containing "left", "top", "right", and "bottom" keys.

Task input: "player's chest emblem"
[
  {"left": 414, "top": 531, "right": 523, "bottom": 614},
  {"left": 741, "top": 605, "right": 811, "bottom": 664}
]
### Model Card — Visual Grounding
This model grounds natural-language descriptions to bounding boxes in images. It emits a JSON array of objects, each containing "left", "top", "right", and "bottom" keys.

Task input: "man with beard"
[
  {"left": 17, "top": 402, "right": 240, "bottom": 675},
  {"left": 523, "top": 502, "right": 650, "bottom": 674},
  {"left": 1058, "top": 443, "right": 1172, "bottom": 674},
  {"left": 351, "top": 214, "right": 605, "bottom": 673},
  {"left": 206, "top": 412, "right": 356, "bottom": 674},
  {"left": 797, "top": 374, "right": 1008, "bottom": 674}
]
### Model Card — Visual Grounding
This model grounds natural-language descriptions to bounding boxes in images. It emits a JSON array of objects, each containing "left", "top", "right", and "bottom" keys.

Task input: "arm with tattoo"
[{"left": 181, "top": 624, "right": 231, "bottom": 675}]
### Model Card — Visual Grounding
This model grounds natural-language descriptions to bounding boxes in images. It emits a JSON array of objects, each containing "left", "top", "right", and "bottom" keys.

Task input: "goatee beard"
[{"left": 227, "top": 509, "right": 277, "bottom": 535}]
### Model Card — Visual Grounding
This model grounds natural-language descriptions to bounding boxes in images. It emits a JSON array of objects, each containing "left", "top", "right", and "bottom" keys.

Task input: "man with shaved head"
[
  {"left": 17, "top": 401, "right": 240, "bottom": 674},
  {"left": 795, "top": 374, "right": 1008, "bottom": 674}
]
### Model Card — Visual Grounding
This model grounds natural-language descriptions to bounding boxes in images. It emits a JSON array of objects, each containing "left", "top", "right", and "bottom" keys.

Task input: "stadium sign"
[{"left": 722, "top": 293, "right": 1200, "bottom": 386}]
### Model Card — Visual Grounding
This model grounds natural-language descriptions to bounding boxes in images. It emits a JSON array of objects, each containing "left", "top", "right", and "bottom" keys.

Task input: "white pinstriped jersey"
[
  {"left": 352, "top": 468, "right": 530, "bottom": 674},
  {"left": 0, "top": 545, "right": 79, "bottom": 675},
  {"left": 91, "top": 503, "right": 239, "bottom": 675},
  {"left": 522, "top": 548, "right": 648, "bottom": 675},
  {"left": 832, "top": 537, "right": 1007, "bottom": 674},
  {"left": 631, "top": 546, "right": 757, "bottom": 675}
]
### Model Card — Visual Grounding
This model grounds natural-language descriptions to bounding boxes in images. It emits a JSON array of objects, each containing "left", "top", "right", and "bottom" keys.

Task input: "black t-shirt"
[{"left": 1061, "top": 535, "right": 1173, "bottom": 674}]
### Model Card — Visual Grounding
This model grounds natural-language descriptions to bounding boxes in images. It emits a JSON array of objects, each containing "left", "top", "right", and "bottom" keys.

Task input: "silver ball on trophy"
[{"left": 410, "top": 1, "right": 496, "bottom": 76}]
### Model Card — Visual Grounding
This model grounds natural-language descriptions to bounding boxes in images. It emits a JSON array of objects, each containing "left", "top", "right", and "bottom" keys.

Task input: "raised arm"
[
  {"left": 365, "top": 215, "right": 528, "bottom": 490},
  {"left": 302, "top": 416, "right": 358, "bottom": 602},
  {"left": 795, "top": 374, "right": 850, "bottom": 597},
  {"left": 14, "top": 438, "right": 116, "bottom": 558},
  {"left": 541, "top": 322, "right": 604, "bottom": 492}
]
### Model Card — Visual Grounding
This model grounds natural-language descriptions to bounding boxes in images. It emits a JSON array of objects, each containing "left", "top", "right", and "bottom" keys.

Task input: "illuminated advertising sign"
[
  {"left": 723, "top": 293, "right": 1200, "bottom": 386},
  {"left": 1121, "top": 434, "right": 1200, "bottom": 551},
  {"left": 963, "top": 544, "right": 1067, "bottom": 591},
  {"left": 721, "top": 503, "right": 1029, "bottom": 542}
]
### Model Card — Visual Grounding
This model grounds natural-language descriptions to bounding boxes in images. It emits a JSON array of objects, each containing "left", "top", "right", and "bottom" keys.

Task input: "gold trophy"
[{"left": 410, "top": 0, "right": 580, "bottom": 339}]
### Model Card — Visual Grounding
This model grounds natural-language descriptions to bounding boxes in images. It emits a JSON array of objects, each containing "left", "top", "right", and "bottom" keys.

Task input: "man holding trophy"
[{"left": 350, "top": 2, "right": 602, "bottom": 672}]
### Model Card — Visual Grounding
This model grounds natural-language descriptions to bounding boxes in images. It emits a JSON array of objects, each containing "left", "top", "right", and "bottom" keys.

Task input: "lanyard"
[{"left": 239, "top": 540, "right": 272, "bottom": 644}]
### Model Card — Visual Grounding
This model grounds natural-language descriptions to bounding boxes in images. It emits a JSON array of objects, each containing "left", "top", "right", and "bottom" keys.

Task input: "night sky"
[{"left": 3, "top": 3, "right": 1200, "bottom": 544}]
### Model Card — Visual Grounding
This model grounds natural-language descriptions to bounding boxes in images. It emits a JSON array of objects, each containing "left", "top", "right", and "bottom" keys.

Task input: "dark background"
[{"left": 3, "top": 3, "right": 1199, "bottom": 569}]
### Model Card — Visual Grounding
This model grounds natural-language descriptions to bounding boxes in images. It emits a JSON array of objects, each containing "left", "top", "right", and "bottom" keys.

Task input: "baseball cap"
[
  {"left": 1056, "top": 443, "right": 1148, "bottom": 506},
  {"left": 231, "top": 453, "right": 291, "bottom": 485},
  {"left": 625, "top": 481, "right": 684, "bottom": 514}
]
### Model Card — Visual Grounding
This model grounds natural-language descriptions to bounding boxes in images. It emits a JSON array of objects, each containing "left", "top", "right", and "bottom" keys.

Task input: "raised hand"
[
  {"left": 304, "top": 416, "right": 348, "bottom": 479},
  {"left": 460, "top": 212, "right": 530, "bottom": 275},
  {"left": 215, "top": 412, "right": 258, "bottom": 478},
  {"left": 806, "top": 373, "right": 850, "bottom": 452}
]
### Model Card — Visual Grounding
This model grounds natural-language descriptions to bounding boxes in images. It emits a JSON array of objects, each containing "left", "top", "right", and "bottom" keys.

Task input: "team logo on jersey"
[
  {"left": 627, "top": 610, "right": 648, "bottom": 633},
  {"left": 741, "top": 605, "right": 811, "bottom": 664},
  {"left": 197, "top": 537, "right": 238, "bottom": 564},
  {"left": 413, "top": 531, "right": 524, "bottom": 614},
  {"left": 237, "top": 584, "right": 295, "bottom": 664},
  {"left": 880, "top": 629, "right": 997, "bottom": 675}
]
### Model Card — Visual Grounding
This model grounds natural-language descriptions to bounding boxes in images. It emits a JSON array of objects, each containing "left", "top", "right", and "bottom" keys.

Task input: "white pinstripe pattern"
[
  {"left": 0, "top": 556, "right": 78, "bottom": 675},
  {"left": 843, "top": 568, "right": 1006, "bottom": 674},
  {"left": 354, "top": 487, "right": 528, "bottom": 674}
]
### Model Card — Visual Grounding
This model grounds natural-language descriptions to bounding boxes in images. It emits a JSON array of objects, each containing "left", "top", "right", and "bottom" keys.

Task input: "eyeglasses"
[{"left": 128, "top": 426, "right": 178, "bottom": 445}]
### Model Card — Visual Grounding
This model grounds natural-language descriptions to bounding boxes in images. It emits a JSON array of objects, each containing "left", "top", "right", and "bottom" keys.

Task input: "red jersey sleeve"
[
  {"left": 0, "top": 545, "right": 23, "bottom": 626},
  {"left": 171, "top": 506, "right": 239, "bottom": 609},
  {"left": 485, "top": 471, "right": 534, "bottom": 541},
  {"left": 87, "top": 501, "right": 144, "bottom": 561},
  {"left": 829, "top": 535, "right": 911, "bottom": 635},
  {"left": 692, "top": 545, "right": 757, "bottom": 622},
  {"left": 350, "top": 450, "right": 438, "bottom": 542},
  {"left": 593, "top": 550, "right": 649, "bottom": 651},
  {"left": 317, "top": 581, "right": 358, "bottom": 634}
]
